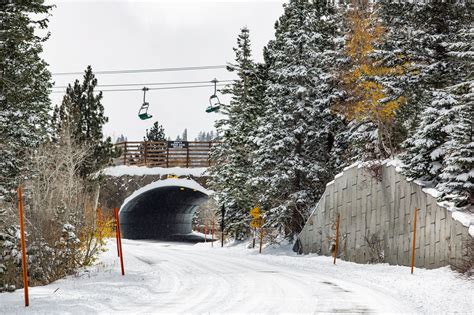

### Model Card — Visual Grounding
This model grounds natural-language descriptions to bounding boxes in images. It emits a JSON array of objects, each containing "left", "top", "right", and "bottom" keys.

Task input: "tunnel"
[{"left": 119, "top": 179, "right": 210, "bottom": 241}]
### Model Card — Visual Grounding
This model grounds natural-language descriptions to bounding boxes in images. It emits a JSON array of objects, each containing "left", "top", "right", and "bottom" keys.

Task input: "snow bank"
[
  {"left": 119, "top": 178, "right": 211, "bottom": 214},
  {"left": 2, "top": 240, "right": 473, "bottom": 313},
  {"left": 103, "top": 165, "right": 207, "bottom": 177}
]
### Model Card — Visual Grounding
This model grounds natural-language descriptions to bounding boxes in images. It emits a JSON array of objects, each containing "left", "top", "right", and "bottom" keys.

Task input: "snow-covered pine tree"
[
  {"left": 0, "top": 1, "right": 53, "bottom": 200},
  {"left": 438, "top": 81, "right": 473, "bottom": 206},
  {"left": 401, "top": 89, "right": 457, "bottom": 181},
  {"left": 436, "top": 12, "right": 474, "bottom": 206},
  {"left": 252, "top": 0, "right": 345, "bottom": 236},
  {"left": 400, "top": 2, "right": 471, "bottom": 184},
  {"left": 54, "top": 66, "right": 117, "bottom": 179},
  {"left": 209, "top": 27, "right": 265, "bottom": 238}
]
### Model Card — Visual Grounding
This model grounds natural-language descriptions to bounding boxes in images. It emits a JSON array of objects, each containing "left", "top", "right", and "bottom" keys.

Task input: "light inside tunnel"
[{"left": 119, "top": 179, "right": 210, "bottom": 240}]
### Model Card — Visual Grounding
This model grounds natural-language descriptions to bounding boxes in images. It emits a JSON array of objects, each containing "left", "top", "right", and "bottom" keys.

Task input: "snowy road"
[{"left": 2, "top": 239, "right": 473, "bottom": 314}]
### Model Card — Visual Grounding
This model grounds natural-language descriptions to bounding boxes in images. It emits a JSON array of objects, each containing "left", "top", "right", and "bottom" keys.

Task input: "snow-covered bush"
[{"left": 0, "top": 138, "right": 107, "bottom": 292}]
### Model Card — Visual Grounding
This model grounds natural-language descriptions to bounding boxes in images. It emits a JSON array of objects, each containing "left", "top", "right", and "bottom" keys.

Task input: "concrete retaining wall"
[{"left": 297, "top": 164, "right": 471, "bottom": 268}]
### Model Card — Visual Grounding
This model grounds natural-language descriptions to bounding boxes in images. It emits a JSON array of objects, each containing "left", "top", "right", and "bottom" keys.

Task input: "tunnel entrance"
[{"left": 119, "top": 179, "right": 210, "bottom": 241}]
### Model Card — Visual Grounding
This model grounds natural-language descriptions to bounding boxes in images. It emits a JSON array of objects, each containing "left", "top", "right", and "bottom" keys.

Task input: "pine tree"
[
  {"left": 400, "top": 2, "right": 472, "bottom": 184},
  {"left": 252, "top": 0, "right": 345, "bottom": 236},
  {"left": 115, "top": 134, "right": 127, "bottom": 143},
  {"left": 54, "top": 66, "right": 116, "bottom": 179},
  {"left": 208, "top": 27, "right": 265, "bottom": 238},
  {"left": 438, "top": 82, "right": 473, "bottom": 206},
  {"left": 401, "top": 89, "right": 457, "bottom": 181},
  {"left": 0, "top": 1, "right": 53, "bottom": 199},
  {"left": 144, "top": 121, "right": 166, "bottom": 141}
]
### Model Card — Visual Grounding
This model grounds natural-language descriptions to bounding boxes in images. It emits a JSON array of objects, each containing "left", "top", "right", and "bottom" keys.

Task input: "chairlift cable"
[
  {"left": 50, "top": 83, "right": 228, "bottom": 94},
  {"left": 51, "top": 65, "right": 228, "bottom": 76},
  {"left": 51, "top": 79, "right": 234, "bottom": 89}
]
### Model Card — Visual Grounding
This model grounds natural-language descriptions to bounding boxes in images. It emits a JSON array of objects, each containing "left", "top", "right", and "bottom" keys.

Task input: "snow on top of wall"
[
  {"left": 119, "top": 178, "right": 212, "bottom": 214},
  {"left": 452, "top": 211, "right": 474, "bottom": 228},
  {"left": 103, "top": 165, "right": 207, "bottom": 177},
  {"left": 322, "top": 159, "right": 474, "bottom": 237}
]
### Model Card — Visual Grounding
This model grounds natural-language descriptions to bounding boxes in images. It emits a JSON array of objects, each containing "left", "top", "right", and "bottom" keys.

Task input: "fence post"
[
  {"left": 17, "top": 186, "right": 29, "bottom": 307},
  {"left": 411, "top": 207, "right": 418, "bottom": 274},
  {"left": 186, "top": 145, "right": 190, "bottom": 168},
  {"left": 114, "top": 208, "right": 125, "bottom": 276},
  {"left": 208, "top": 142, "right": 212, "bottom": 167},
  {"left": 143, "top": 141, "right": 148, "bottom": 167},
  {"left": 333, "top": 213, "right": 340, "bottom": 265},
  {"left": 122, "top": 142, "right": 127, "bottom": 165}
]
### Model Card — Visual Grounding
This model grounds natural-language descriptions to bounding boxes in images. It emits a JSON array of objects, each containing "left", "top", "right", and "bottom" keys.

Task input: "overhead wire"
[
  {"left": 50, "top": 83, "right": 229, "bottom": 94},
  {"left": 51, "top": 65, "right": 228, "bottom": 76},
  {"left": 51, "top": 79, "right": 235, "bottom": 89}
]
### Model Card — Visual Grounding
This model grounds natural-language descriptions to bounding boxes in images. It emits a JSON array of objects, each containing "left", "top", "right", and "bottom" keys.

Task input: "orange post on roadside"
[
  {"left": 211, "top": 220, "right": 215, "bottom": 247},
  {"left": 333, "top": 213, "right": 340, "bottom": 265},
  {"left": 114, "top": 208, "right": 125, "bottom": 276},
  {"left": 97, "top": 207, "right": 103, "bottom": 240},
  {"left": 411, "top": 208, "right": 418, "bottom": 274},
  {"left": 17, "top": 186, "right": 29, "bottom": 307},
  {"left": 114, "top": 209, "right": 120, "bottom": 257}
]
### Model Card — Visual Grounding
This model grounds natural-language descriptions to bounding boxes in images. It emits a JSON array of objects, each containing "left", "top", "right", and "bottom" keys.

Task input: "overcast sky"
[{"left": 43, "top": 0, "right": 286, "bottom": 141}]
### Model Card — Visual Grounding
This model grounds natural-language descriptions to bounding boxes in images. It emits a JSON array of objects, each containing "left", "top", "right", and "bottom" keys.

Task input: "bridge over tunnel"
[{"left": 119, "top": 178, "right": 210, "bottom": 241}]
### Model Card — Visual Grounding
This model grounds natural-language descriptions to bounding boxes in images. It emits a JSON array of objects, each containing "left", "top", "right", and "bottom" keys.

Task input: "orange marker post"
[
  {"left": 97, "top": 207, "right": 103, "bottom": 240},
  {"left": 114, "top": 208, "right": 125, "bottom": 276},
  {"left": 333, "top": 213, "right": 340, "bottom": 265},
  {"left": 17, "top": 186, "right": 29, "bottom": 307},
  {"left": 114, "top": 209, "right": 120, "bottom": 257},
  {"left": 411, "top": 208, "right": 418, "bottom": 274},
  {"left": 211, "top": 220, "right": 215, "bottom": 247}
]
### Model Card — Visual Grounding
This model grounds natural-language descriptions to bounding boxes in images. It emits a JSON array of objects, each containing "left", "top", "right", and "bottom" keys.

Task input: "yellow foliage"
[{"left": 336, "top": 5, "right": 408, "bottom": 125}]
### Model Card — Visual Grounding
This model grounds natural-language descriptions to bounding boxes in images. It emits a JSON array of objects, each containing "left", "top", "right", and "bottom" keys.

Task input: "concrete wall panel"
[{"left": 298, "top": 164, "right": 471, "bottom": 268}]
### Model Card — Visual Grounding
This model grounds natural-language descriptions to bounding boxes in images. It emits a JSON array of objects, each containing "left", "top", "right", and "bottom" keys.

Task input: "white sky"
[{"left": 43, "top": 0, "right": 286, "bottom": 141}]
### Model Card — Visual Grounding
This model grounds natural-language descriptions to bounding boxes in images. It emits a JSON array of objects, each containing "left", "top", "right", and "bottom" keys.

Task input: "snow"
[
  {"left": 119, "top": 178, "right": 212, "bottom": 214},
  {"left": 343, "top": 161, "right": 360, "bottom": 171},
  {"left": 452, "top": 211, "right": 474, "bottom": 228},
  {"left": 103, "top": 165, "right": 207, "bottom": 177},
  {"left": 422, "top": 187, "right": 443, "bottom": 198},
  {"left": 1, "top": 240, "right": 472, "bottom": 314}
]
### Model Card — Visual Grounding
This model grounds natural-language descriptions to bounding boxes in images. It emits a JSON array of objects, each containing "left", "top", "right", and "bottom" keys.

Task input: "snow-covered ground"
[{"left": 1, "top": 239, "right": 472, "bottom": 314}]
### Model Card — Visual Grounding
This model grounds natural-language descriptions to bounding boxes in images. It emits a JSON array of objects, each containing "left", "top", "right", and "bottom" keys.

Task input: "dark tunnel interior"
[{"left": 119, "top": 185, "right": 209, "bottom": 241}]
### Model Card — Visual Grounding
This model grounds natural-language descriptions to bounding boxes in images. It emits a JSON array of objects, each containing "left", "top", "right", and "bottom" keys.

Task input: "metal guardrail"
[{"left": 114, "top": 141, "right": 217, "bottom": 168}]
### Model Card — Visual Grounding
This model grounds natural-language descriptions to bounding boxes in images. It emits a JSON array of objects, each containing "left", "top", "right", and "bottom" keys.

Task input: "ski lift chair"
[
  {"left": 205, "top": 78, "right": 221, "bottom": 113},
  {"left": 138, "top": 87, "right": 153, "bottom": 120},
  {"left": 138, "top": 102, "right": 152, "bottom": 120}
]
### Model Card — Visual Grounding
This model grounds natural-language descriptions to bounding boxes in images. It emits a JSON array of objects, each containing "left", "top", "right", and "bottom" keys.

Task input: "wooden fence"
[{"left": 114, "top": 141, "right": 217, "bottom": 168}]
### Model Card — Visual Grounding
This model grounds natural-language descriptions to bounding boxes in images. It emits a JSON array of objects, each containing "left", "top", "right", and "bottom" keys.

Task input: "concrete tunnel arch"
[{"left": 119, "top": 178, "right": 211, "bottom": 240}]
